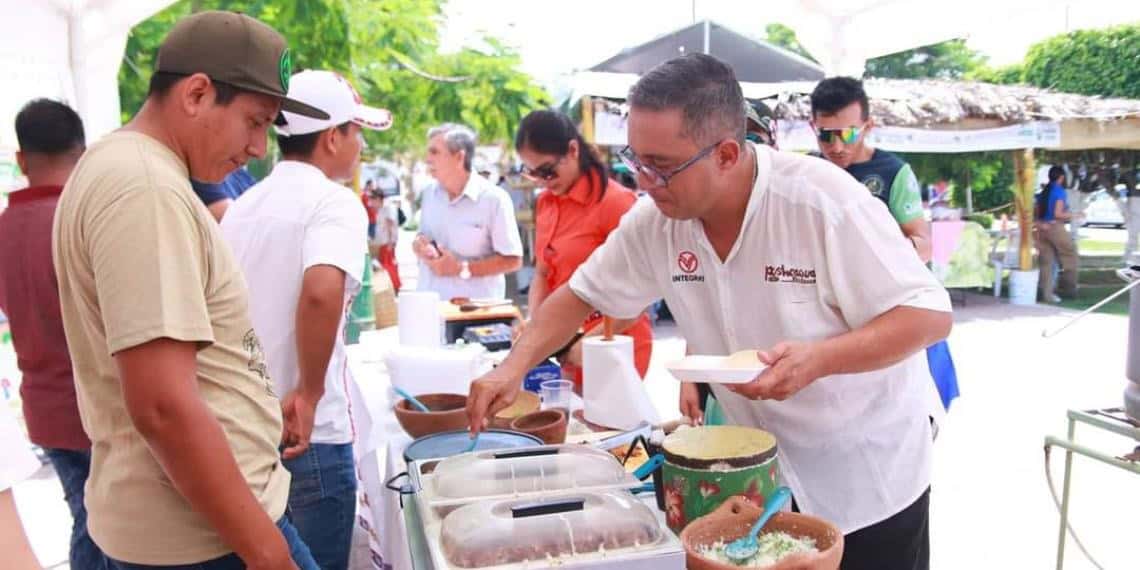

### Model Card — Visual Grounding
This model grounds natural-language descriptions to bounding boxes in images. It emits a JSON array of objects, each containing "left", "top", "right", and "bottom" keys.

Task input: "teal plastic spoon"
[
  {"left": 463, "top": 432, "right": 480, "bottom": 453},
  {"left": 724, "top": 486, "right": 792, "bottom": 564},
  {"left": 394, "top": 387, "right": 430, "bottom": 412}
]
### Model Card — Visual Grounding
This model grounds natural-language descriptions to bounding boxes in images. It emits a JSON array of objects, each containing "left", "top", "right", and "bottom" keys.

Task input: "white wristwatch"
[{"left": 459, "top": 261, "right": 471, "bottom": 280}]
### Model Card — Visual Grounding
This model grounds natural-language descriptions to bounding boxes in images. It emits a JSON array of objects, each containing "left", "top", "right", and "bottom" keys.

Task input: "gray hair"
[
  {"left": 427, "top": 123, "right": 478, "bottom": 171},
  {"left": 627, "top": 53, "right": 745, "bottom": 145}
]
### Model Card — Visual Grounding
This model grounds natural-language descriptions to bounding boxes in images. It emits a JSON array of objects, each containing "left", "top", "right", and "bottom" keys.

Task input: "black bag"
[{"left": 397, "top": 206, "right": 407, "bottom": 226}]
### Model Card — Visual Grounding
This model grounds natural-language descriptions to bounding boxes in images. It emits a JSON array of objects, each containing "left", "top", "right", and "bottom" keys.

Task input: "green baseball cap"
[{"left": 155, "top": 10, "right": 329, "bottom": 120}]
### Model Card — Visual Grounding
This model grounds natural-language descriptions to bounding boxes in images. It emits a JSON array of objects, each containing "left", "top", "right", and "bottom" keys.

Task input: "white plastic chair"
[{"left": 990, "top": 228, "right": 1020, "bottom": 297}]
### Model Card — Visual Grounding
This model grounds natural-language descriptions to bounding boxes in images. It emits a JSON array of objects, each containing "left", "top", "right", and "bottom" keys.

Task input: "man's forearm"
[
  {"left": 0, "top": 490, "right": 40, "bottom": 570},
  {"left": 901, "top": 219, "right": 933, "bottom": 263},
  {"left": 501, "top": 286, "right": 593, "bottom": 377},
  {"left": 817, "top": 306, "right": 951, "bottom": 377},
  {"left": 295, "top": 283, "right": 343, "bottom": 399},
  {"left": 470, "top": 254, "right": 522, "bottom": 278}
]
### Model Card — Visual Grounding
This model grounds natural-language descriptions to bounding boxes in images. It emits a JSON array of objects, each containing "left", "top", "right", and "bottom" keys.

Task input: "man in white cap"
[{"left": 221, "top": 69, "right": 392, "bottom": 570}]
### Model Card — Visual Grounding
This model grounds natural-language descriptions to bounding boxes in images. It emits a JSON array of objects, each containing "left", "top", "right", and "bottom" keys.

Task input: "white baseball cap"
[{"left": 275, "top": 70, "right": 392, "bottom": 136}]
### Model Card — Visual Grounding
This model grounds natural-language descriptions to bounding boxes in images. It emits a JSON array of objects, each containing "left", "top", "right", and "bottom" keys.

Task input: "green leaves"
[
  {"left": 118, "top": 0, "right": 548, "bottom": 160},
  {"left": 1020, "top": 24, "right": 1140, "bottom": 99},
  {"left": 864, "top": 39, "right": 987, "bottom": 80}
]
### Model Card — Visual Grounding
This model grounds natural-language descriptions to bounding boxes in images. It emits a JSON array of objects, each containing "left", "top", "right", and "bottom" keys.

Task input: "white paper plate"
[{"left": 665, "top": 355, "right": 765, "bottom": 384}]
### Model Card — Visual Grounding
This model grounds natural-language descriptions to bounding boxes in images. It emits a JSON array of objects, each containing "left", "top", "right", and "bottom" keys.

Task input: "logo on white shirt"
[
  {"left": 764, "top": 264, "right": 817, "bottom": 285},
  {"left": 672, "top": 251, "right": 705, "bottom": 283}
]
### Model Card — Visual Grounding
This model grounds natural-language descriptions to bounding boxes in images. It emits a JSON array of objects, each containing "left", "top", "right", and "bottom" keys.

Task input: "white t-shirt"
[
  {"left": 418, "top": 174, "right": 523, "bottom": 300},
  {"left": 221, "top": 161, "right": 368, "bottom": 445},
  {"left": 570, "top": 144, "right": 951, "bottom": 533},
  {"left": 1, "top": 406, "right": 40, "bottom": 491}
]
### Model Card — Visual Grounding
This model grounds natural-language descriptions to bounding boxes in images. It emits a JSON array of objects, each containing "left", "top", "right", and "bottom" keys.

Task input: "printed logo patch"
[
  {"left": 764, "top": 264, "right": 817, "bottom": 285},
  {"left": 279, "top": 49, "right": 293, "bottom": 91},
  {"left": 862, "top": 174, "right": 885, "bottom": 197},
  {"left": 672, "top": 250, "right": 705, "bottom": 283}
]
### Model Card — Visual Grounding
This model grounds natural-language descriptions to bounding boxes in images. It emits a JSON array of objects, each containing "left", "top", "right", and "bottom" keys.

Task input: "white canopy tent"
[{"left": 0, "top": 0, "right": 173, "bottom": 155}]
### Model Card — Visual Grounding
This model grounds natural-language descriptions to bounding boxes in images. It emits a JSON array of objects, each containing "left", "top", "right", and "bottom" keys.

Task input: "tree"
[
  {"left": 1019, "top": 23, "right": 1140, "bottom": 99},
  {"left": 864, "top": 39, "right": 987, "bottom": 80},
  {"left": 765, "top": 23, "right": 816, "bottom": 62},
  {"left": 118, "top": 0, "right": 548, "bottom": 160},
  {"left": 900, "top": 152, "right": 1015, "bottom": 213},
  {"left": 966, "top": 63, "right": 1024, "bottom": 85}
]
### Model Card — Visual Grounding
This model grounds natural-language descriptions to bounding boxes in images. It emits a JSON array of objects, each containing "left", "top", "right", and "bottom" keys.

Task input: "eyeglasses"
[
  {"left": 520, "top": 156, "right": 564, "bottom": 182},
  {"left": 617, "top": 141, "right": 722, "bottom": 189},
  {"left": 815, "top": 126, "right": 863, "bottom": 145}
]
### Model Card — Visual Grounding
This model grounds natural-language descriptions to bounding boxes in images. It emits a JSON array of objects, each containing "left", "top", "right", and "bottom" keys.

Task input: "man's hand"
[
  {"left": 412, "top": 235, "right": 439, "bottom": 261},
  {"left": 679, "top": 382, "right": 703, "bottom": 425},
  {"left": 280, "top": 389, "right": 320, "bottom": 460},
  {"left": 466, "top": 367, "right": 523, "bottom": 435},
  {"left": 426, "top": 247, "right": 461, "bottom": 277},
  {"left": 727, "top": 342, "right": 829, "bottom": 401}
]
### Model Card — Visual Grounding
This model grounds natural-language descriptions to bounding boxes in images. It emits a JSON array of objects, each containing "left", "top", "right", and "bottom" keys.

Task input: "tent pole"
[
  {"left": 1013, "top": 148, "right": 1037, "bottom": 271},
  {"left": 703, "top": 20, "right": 710, "bottom": 54}
]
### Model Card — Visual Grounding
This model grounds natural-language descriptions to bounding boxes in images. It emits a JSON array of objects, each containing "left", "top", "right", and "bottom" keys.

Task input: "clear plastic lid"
[
  {"left": 440, "top": 491, "right": 663, "bottom": 568},
  {"left": 429, "top": 445, "right": 638, "bottom": 503}
]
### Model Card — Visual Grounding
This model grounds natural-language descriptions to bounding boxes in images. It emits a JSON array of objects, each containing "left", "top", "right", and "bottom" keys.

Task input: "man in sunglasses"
[
  {"left": 468, "top": 53, "right": 951, "bottom": 570},
  {"left": 810, "top": 76, "right": 931, "bottom": 261},
  {"left": 811, "top": 77, "right": 959, "bottom": 413}
]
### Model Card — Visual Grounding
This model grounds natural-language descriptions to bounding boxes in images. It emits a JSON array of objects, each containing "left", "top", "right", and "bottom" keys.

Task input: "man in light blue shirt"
[{"left": 413, "top": 123, "right": 523, "bottom": 299}]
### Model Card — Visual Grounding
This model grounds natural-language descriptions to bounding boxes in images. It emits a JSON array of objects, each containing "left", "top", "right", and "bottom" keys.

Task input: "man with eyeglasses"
[
  {"left": 811, "top": 77, "right": 959, "bottom": 413},
  {"left": 467, "top": 53, "right": 950, "bottom": 570}
]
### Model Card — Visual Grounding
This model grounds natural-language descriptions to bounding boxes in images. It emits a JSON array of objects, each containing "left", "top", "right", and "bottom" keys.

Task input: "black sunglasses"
[{"left": 521, "top": 156, "right": 564, "bottom": 182}]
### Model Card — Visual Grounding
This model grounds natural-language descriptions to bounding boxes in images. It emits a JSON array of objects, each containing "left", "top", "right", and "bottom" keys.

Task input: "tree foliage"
[
  {"left": 118, "top": 0, "right": 548, "bottom": 161},
  {"left": 900, "top": 152, "right": 1015, "bottom": 213},
  {"left": 764, "top": 23, "right": 816, "bottom": 62},
  {"left": 864, "top": 39, "right": 987, "bottom": 80},
  {"left": 1019, "top": 23, "right": 1140, "bottom": 99}
]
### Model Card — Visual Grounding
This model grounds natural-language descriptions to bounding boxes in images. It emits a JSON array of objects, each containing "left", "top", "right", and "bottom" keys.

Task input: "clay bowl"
[
  {"left": 681, "top": 496, "right": 843, "bottom": 570},
  {"left": 393, "top": 393, "right": 469, "bottom": 439},
  {"left": 489, "top": 390, "right": 541, "bottom": 429},
  {"left": 509, "top": 409, "right": 568, "bottom": 445}
]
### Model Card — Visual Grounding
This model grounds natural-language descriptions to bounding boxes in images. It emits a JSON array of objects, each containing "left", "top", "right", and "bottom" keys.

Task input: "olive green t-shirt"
[{"left": 52, "top": 131, "right": 289, "bottom": 565}]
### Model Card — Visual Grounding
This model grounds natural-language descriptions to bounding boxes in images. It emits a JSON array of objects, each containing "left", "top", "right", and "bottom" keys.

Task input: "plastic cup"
[{"left": 540, "top": 379, "right": 573, "bottom": 415}]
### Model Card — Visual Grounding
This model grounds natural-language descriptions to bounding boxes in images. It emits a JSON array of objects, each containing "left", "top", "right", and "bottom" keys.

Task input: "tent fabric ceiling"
[{"left": 590, "top": 21, "right": 824, "bottom": 83}]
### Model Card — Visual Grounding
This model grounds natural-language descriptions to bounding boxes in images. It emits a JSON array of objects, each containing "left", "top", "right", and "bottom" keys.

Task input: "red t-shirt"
[
  {"left": 0, "top": 186, "right": 89, "bottom": 450},
  {"left": 535, "top": 173, "right": 652, "bottom": 383},
  {"left": 361, "top": 192, "right": 378, "bottom": 224}
]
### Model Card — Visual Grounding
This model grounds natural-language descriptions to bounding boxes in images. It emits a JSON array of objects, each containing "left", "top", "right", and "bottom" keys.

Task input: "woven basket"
[{"left": 371, "top": 268, "right": 398, "bottom": 328}]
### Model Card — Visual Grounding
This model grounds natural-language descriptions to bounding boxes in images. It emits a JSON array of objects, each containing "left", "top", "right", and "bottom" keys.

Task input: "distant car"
[{"left": 1083, "top": 189, "right": 1125, "bottom": 228}]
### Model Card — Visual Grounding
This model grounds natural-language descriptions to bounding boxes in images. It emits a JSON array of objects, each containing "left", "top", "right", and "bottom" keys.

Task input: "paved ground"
[{"left": 10, "top": 233, "right": 1137, "bottom": 569}]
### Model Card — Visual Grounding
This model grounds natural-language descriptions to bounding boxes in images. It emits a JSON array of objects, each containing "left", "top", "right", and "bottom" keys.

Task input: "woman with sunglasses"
[{"left": 515, "top": 110, "right": 653, "bottom": 390}]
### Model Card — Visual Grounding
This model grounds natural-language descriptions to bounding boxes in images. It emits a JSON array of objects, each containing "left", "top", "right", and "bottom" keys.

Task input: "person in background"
[
  {"left": 222, "top": 69, "right": 390, "bottom": 570},
  {"left": 413, "top": 123, "right": 523, "bottom": 300},
  {"left": 362, "top": 179, "right": 380, "bottom": 240},
  {"left": 0, "top": 99, "right": 106, "bottom": 569},
  {"left": 811, "top": 76, "right": 958, "bottom": 412},
  {"left": 192, "top": 167, "right": 256, "bottom": 221},
  {"left": 52, "top": 11, "right": 327, "bottom": 569},
  {"left": 1, "top": 404, "right": 45, "bottom": 570},
  {"left": 1036, "top": 165, "right": 1079, "bottom": 302},
  {"left": 745, "top": 100, "right": 777, "bottom": 148},
  {"left": 373, "top": 192, "right": 403, "bottom": 291},
  {"left": 515, "top": 110, "right": 653, "bottom": 389}
]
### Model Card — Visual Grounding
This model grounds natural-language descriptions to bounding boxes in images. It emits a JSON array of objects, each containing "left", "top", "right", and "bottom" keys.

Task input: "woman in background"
[{"left": 515, "top": 110, "right": 652, "bottom": 389}]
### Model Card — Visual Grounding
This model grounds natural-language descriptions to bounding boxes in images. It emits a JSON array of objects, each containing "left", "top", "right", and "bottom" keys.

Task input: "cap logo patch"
[{"left": 279, "top": 49, "right": 293, "bottom": 91}]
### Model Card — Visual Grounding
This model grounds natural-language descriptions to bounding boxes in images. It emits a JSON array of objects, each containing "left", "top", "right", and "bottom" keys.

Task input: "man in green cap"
[{"left": 53, "top": 11, "right": 328, "bottom": 570}]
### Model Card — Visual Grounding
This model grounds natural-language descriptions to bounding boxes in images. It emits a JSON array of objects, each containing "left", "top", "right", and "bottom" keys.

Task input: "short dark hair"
[
  {"left": 810, "top": 77, "right": 869, "bottom": 120},
  {"left": 15, "top": 99, "right": 85, "bottom": 155},
  {"left": 627, "top": 53, "right": 745, "bottom": 145},
  {"left": 1048, "top": 165, "right": 1066, "bottom": 183},
  {"left": 276, "top": 123, "right": 352, "bottom": 158},
  {"left": 147, "top": 71, "right": 240, "bottom": 105}
]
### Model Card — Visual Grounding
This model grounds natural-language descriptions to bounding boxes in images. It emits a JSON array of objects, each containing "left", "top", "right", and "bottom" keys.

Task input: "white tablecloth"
[{"left": 346, "top": 327, "right": 416, "bottom": 570}]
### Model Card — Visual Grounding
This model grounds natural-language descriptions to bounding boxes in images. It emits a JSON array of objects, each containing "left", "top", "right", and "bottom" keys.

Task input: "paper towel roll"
[
  {"left": 582, "top": 335, "right": 660, "bottom": 430},
  {"left": 398, "top": 291, "right": 442, "bottom": 348}
]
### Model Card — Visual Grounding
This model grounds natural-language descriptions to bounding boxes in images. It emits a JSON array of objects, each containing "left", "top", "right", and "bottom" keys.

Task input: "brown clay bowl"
[
  {"left": 681, "top": 496, "right": 843, "bottom": 570},
  {"left": 393, "top": 393, "right": 469, "bottom": 438},
  {"left": 509, "top": 409, "right": 568, "bottom": 445},
  {"left": 489, "top": 390, "right": 541, "bottom": 429}
]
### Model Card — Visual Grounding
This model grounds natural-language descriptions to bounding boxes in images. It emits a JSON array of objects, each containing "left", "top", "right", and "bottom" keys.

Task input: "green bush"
[{"left": 964, "top": 213, "right": 994, "bottom": 230}]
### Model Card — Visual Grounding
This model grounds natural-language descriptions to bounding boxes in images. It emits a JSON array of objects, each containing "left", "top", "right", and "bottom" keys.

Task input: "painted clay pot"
[
  {"left": 509, "top": 409, "right": 568, "bottom": 445},
  {"left": 682, "top": 496, "right": 843, "bottom": 570},
  {"left": 393, "top": 393, "right": 469, "bottom": 438},
  {"left": 661, "top": 426, "right": 779, "bottom": 533}
]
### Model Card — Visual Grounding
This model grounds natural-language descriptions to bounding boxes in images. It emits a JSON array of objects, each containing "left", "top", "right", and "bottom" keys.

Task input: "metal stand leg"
[{"left": 1055, "top": 416, "right": 1076, "bottom": 570}]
